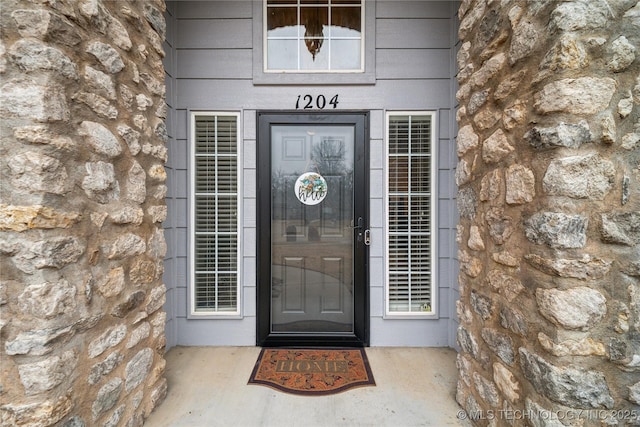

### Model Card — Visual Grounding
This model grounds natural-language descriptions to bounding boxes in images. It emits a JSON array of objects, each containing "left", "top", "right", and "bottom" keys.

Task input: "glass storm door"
[{"left": 257, "top": 112, "right": 369, "bottom": 346}]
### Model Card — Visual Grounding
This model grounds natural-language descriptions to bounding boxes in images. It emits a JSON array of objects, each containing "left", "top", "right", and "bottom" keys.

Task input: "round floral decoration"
[{"left": 294, "top": 172, "right": 328, "bottom": 205}]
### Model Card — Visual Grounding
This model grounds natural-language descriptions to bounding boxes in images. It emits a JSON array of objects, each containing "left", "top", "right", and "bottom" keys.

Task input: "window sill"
[
  {"left": 383, "top": 312, "right": 439, "bottom": 320},
  {"left": 188, "top": 312, "right": 244, "bottom": 320},
  {"left": 253, "top": 70, "right": 376, "bottom": 86}
]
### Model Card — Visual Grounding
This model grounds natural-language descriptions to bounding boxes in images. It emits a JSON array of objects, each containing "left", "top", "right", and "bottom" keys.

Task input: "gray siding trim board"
[
  {"left": 177, "top": 49, "right": 253, "bottom": 79},
  {"left": 376, "top": 19, "right": 451, "bottom": 49},
  {"left": 176, "top": 1, "right": 252, "bottom": 19},
  {"left": 376, "top": 1, "right": 452, "bottom": 19},
  {"left": 376, "top": 49, "right": 451, "bottom": 79},
  {"left": 449, "top": 0, "right": 462, "bottom": 351},
  {"left": 177, "top": 19, "right": 253, "bottom": 49},
  {"left": 164, "top": 1, "right": 179, "bottom": 350},
  {"left": 176, "top": 80, "right": 452, "bottom": 110}
]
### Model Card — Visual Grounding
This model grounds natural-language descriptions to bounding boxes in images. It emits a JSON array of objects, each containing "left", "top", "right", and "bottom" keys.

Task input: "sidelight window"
[
  {"left": 265, "top": 0, "right": 364, "bottom": 72},
  {"left": 190, "top": 113, "right": 241, "bottom": 316},
  {"left": 386, "top": 112, "right": 437, "bottom": 316}
]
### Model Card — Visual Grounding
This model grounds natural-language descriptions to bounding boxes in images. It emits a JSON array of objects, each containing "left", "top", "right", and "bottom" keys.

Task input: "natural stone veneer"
[
  {"left": 536, "top": 287, "right": 607, "bottom": 331},
  {"left": 519, "top": 348, "right": 614, "bottom": 409},
  {"left": 455, "top": 0, "right": 639, "bottom": 424},
  {"left": 1, "top": 1, "right": 168, "bottom": 426}
]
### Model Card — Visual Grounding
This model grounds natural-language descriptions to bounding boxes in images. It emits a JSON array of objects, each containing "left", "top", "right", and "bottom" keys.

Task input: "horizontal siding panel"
[
  {"left": 177, "top": 286, "right": 188, "bottom": 318},
  {"left": 177, "top": 79, "right": 451, "bottom": 110},
  {"left": 437, "top": 138, "right": 454, "bottom": 170},
  {"left": 437, "top": 286, "right": 451, "bottom": 318},
  {"left": 376, "top": 19, "right": 450, "bottom": 49},
  {"left": 176, "top": 318, "right": 255, "bottom": 345},
  {"left": 370, "top": 317, "right": 450, "bottom": 346},
  {"left": 373, "top": 80, "right": 449, "bottom": 109},
  {"left": 177, "top": 19, "right": 252, "bottom": 49},
  {"left": 166, "top": 0, "right": 177, "bottom": 16},
  {"left": 169, "top": 135, "right": 188, "bottom": 168},
  {"left": 176, "top": 256, "right": 188, "bottom": 286},
  {"left": 243, "top": 110, "right": 257, "bottom": 140},
  {"left": 176, "top": 1, "right": 253, "bottom": 19},
  {"left": 176, "top": 109, "right": 188, "bottom": 140},
  {"left": 370, "top": 109, "right": 384, "bottom": 140},
  {"left": 165, "top": 67, "right": 176, "bottom": 103},
  {"left": 376, "top": 1, "right": 453, "bottom": 19},
  {"left": 177, "top": 49, "right": 252, "bottom": 79},
  {"left": 376, "top": 49, "right": 450, "bottom": 79},
  {"left": 164, "top": 287, "right": 176, "bottom": 320},
  {"left": 438, "top": 108, "right": 452, "bottom": 140},
  {"left": 438, "top": 228, "right": 453, "bottom": 256},
  {"left": 166, "top": 5, "right": 177, "bottom": 46},
  {"left": 163, "top": 41, "right": 176, "bottom": 74}
]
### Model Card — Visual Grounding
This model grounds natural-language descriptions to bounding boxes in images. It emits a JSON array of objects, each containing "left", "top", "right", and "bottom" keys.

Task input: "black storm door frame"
[{"left": 257, "top": 111, "right": 369, "bottom": 347}]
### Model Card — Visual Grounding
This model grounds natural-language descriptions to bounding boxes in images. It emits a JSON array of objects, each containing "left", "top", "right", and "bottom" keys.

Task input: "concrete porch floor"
[{"left": 144, "top": 346, "right": 471, "bottom": 427}]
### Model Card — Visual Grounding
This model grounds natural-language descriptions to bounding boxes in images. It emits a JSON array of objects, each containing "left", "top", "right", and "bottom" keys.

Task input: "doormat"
[{"left": 248, "top": 348, "right": 375, "bottom": 395}]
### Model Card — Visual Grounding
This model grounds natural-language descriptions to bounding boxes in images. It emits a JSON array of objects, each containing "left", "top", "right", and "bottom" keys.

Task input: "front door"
[{"left": 257, "top": 112, "right": 369, "bottom": 346}]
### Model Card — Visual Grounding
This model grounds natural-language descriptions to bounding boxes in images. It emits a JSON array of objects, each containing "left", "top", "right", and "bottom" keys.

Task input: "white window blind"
[
  {"left": 191, "top": 113, "right": 240, "bottom": 315},
  {"left": 386, "top": 113, "right": 436, "bottom": 315}
]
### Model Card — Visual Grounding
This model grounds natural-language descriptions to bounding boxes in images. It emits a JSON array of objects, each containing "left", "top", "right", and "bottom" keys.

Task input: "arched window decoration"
[{"left": 265, "top": 0, "right": 363, "bottom": 72}]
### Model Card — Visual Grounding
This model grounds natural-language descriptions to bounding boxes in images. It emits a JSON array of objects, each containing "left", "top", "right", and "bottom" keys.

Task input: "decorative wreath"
[
  {"left": 300, "top": 173, "right": 327, "bottom": 194},
  {"left": 294, "top": 172, "right": 328, "bottom": 206}
]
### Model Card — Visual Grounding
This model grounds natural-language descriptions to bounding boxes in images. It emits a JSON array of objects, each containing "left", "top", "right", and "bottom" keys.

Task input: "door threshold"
[{"left": 259, "top": 334, "right": 367, "bottom": 348}]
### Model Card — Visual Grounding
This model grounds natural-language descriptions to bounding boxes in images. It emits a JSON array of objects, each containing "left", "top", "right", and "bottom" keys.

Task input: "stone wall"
[
  {"left": 0, "top": 1, "right": 168, "bottom": 426},
  {"left": 455, "top": 0, "right": 640, "bottom": 425}
]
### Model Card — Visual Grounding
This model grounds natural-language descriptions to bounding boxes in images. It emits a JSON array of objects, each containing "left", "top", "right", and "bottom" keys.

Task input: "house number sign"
[{"left": 295, "top": 94, "right": 339, "bottom": 109}]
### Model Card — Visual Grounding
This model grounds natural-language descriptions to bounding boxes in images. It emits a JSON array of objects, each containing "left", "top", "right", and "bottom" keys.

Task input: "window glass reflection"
[
  {"left": 330, "top": 39, "right": 360, "bottom": 69},
  {"left": 301, "top": 7, "right": 328, "bottom": 60},
  {"left": 331, "top": 6, "right": 360, "bottom": 33},
  {"left": 267, "top": 7, "right": 297, "bottom": 33},
  {"left": 299, "top": 40, "right": 330, "bottom": 70},
  {"left": 267, "top": 40, "right": 298, "bottom": 70},
  {"left": 266, "top": 0, "right": 363, "bottom": 72}
]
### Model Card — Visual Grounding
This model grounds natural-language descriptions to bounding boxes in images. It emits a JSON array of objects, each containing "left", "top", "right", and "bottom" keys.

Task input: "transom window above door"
[{"left": 265, "top": 0, "right": 364, "bottom": 72}]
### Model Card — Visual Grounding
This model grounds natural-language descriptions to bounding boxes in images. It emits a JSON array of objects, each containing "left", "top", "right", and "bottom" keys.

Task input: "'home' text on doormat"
[{"left": 248, "top": 348, "right": 375, "bottom": 395}]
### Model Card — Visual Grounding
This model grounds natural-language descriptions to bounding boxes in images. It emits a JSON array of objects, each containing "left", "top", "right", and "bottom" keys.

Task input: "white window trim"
[
  {"left": 189, "top": 111, "right": 243, "bottom": 319},
  {"left": 384, "top": 111, "right": 438, "bottom": 319},
  {"left": 263, "top": 0, "right": 365, "bottom": 74},
  {"left": 253, "top": 0, "right": 376, "bottom": 85}
]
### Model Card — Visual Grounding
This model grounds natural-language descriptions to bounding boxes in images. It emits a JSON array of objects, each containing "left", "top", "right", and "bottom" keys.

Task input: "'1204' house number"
[{"left": 295, "top": 94, "right": 339, "bottom": 109}]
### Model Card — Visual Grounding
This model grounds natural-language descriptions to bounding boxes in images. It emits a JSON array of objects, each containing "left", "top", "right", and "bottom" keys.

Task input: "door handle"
[
  {"left": 352, "top": 217, "right": 363, "bottom": 231},
  {"left": 352, "top": 217, "right": 370, "bottom": 245}
]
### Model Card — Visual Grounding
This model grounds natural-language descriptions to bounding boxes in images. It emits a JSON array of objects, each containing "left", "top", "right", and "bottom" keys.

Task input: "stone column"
[
  {"left": 1, "top": 1, "right": 169, "bottom": 425},
  {"left": 455, "top": 0, "right": 639, "bottom": 425}
]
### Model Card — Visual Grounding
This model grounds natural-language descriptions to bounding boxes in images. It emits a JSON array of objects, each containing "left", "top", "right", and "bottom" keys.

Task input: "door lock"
[{"left": 352, "top": 217, "right": 370, "bottom": 245}]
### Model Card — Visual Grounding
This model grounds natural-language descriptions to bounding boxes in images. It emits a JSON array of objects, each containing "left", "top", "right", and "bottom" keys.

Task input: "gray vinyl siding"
[{"left": 163, "top": 0, "right": 459, "bottom": 347}]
